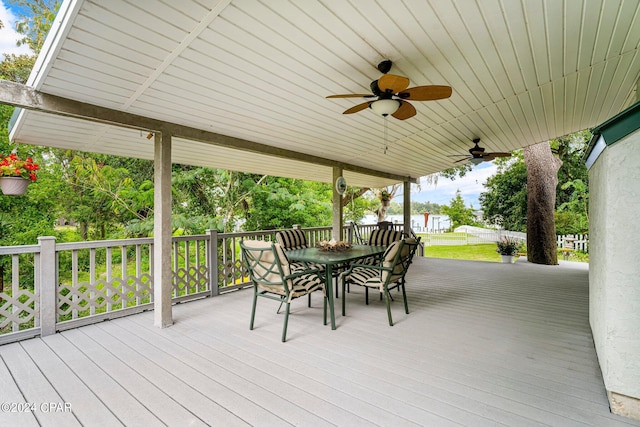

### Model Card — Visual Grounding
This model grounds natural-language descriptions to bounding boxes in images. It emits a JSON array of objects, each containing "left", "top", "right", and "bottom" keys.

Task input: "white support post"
[
  {"left": 332, "top": 167, "right": 343, "bottom": 241},
  {"left": 403, "top": 180, "right": 411, "bottom": 236},
  {"left": 154, "top": 132, "right": 173, "bottom": 328},
  {"left": 38, "top": 236, "right": 57, "bottom": 336}
]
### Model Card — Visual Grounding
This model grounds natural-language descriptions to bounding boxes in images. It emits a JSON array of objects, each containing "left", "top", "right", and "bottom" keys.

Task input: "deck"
[{"left": 1, "top": 257, "right": 639, "bottom": 426}]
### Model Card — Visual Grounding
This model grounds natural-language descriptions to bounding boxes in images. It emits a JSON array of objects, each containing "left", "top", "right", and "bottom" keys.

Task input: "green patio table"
[{"left": 286, "top": 244, "right": 387, "bottom": 330}]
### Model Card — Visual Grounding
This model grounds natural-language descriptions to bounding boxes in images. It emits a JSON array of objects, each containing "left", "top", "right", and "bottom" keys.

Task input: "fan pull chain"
[{"left": 383, "top": 116, "right": 388, "bottom": 154}]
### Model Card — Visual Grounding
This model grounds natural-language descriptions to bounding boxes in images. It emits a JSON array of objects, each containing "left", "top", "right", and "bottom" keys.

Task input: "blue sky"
[
  {"left": 0, "top": 1, "right": 31, "bottom": 55},
  {"left": 399, "top": 162, "right": 498, "bottom": 209}
]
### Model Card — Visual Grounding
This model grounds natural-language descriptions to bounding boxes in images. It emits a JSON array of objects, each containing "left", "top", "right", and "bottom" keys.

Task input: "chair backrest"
[
  {"left": 351, "top": 222, "right": 366, "bottom": 245},
  {"left": 240, "top": 240, "right": 291, "bottom": 288},
  {"left": 368, "top": 229, "right": 403, "bottom": 246},
  {"left": 275, "top": 228, "right": 308, "bottom": 251},
  {"left": 381, "top": 237, "right": 421, "bottom": 283},
  {"left": 377, "top": 221, "right": 394, "bottom": 230}
]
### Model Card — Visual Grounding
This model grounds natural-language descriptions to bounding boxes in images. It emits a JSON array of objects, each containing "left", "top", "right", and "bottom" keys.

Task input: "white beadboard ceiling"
[{"left": 9, "top": 0, "right": 640, "bottom": 188}]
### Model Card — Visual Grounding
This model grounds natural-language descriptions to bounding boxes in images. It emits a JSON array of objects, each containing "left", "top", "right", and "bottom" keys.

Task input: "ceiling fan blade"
[
  {"left": 378, "top": 74, "right": 410, "bottom": 93},
  {"left": 343, "top": 102, "right": 371, "bottom": 114},
  {"left": 454, "top": 157, "right": 470, "bottom": 163},
  {"left": 399, "top": 85, "right": 452, "bottom": 101},
  {"left": 391, "top": 100, "right": 416, "bottom": 120},
  {"left": 483, "top": 152, "right": 511, "bottom": 160},
  {"left": 326, "top": 94, "right": 376, "bottom": 99}
]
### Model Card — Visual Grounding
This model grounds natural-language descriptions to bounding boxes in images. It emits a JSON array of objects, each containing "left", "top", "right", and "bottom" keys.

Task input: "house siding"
[{"left": 589, "top": 129, "right": 640, "bottom": 420}]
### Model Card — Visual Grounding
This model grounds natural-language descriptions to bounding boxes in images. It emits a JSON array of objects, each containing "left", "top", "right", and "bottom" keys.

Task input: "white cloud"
[{"left": 0, "top": 1, "right": 31, "bottom": 56}]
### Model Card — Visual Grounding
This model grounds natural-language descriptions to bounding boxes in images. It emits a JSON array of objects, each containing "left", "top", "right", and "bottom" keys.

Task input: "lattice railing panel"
[
  {"left": 1, "top": 229, "right": 347, "bottom": 342},
  {"left": 57, "top": 273, "right": 152, "bottom": 319},
  {"left": 173, "top": 265, "right": 209, "bottom": 295},
  {"left": 0, "top": 289, "right": 37, "bottom": 331},
  {"left": 219, "top": 258, "right": 247, "bottom": 287}
]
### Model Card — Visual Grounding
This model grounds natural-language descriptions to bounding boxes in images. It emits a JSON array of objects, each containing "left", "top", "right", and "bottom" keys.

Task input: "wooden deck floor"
[{"left": 1, "top": 257, "right": 639, "bottom": 426}]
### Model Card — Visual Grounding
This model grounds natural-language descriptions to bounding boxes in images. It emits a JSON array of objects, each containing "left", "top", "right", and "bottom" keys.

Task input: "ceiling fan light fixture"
[
  {"left": 370, "top": 99, "right": 400, "bottom": 116},
  {"left": 469, "top": 157, "right": 484, "bottom": 165}
]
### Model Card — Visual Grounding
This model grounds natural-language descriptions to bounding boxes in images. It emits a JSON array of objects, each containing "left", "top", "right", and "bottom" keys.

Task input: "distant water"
[{"left": 362, "top": 214, "right": 451, "bottom": 232}]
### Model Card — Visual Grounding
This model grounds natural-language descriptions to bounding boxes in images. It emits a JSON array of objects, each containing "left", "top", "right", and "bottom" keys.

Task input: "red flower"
[{"left": 0, "top": 153, "right": 40, "bottom": 182}]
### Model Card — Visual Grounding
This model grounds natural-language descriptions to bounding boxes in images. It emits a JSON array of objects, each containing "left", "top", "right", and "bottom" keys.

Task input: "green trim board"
[{"left": 585, "top": 100, "right": 640, "bottom": 166}]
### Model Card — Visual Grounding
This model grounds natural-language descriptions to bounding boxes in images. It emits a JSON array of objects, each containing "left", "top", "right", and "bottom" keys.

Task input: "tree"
[
  {"left": 243, "top": 177, "right": 332, "bottom": 230},
  {"left": 373, "top": 184, "right": 401, "bottom": 222},
  {"left": 9, "top": 0, "right": 60, "bottom": 54},
  {"left": 0, "top": 53, "right": 35, "bottom": 83},
  {"left": 523, "top": 141, "right": 562, "bottom": 265},
  {"left": 171, "top": 168, "right": 263, "bottom": 234},
  {"left": 479, "top": 153, "right": 528, "bottom": 231},
  {"left": 411, "top": 201, "right": 442, "bottom": 215},
  {"left": 555, "top": 178, "right": 589, "bottom": 234},
  {"left": 0, "top": 107, "right": 60, "bottom": 294},
  {"left": 439, "top": 163, "right": 473, "bottom": 180},
  {"left": 553, "top": 131, "right": 590, "bottom": 234},
  {"left": 342, "top": 186, "right": 371, "bottom": 224},
  {"left": 0, "top": 3, "right": 59, "bottom": 293},
  {"left": 441, "top": 189, "right": 477, "bottom": 230},
  {"left": 479, "top": 130, "right": 590, "bottom": 239}
]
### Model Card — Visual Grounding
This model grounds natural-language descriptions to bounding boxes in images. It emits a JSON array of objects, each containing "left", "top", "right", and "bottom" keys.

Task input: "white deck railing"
[
  {"left": 0, "top": 223, "right": 587, "bottom": 345},
  {"left": 420, "top": 225, "right": 527, "bottom": 246},
  {"left": 0, "top": 233, "right": 217, "bottom": 344},
  {"left": 0, "top": 223, "right": 383, "bottom": 344}
]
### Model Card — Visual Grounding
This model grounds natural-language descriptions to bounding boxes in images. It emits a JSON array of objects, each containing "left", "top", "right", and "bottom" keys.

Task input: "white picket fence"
[
  {"left": 556, "top": 234, "right": 589, "bottom": 252},
  {"left": 418, "top": 226, "right": 526, "bottom": 247},
  {"left": 421, "top": 226, "right": 588, "bottom": 252}
]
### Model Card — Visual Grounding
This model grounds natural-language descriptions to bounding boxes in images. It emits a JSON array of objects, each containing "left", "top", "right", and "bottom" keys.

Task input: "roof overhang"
[{"left": 7, "top": 0, "right": 640, "bottom": 187}]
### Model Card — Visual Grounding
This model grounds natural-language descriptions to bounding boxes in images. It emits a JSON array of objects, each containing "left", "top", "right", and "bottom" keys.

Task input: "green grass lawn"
[
  {"left": 421, "top": 243, "right": 589, "bottom": 263},
  {"left": 422, "top": 244, "right": 503, "bottom": 262}
]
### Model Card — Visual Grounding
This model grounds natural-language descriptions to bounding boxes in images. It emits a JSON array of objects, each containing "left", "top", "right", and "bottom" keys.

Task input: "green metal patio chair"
[
  {"left": 340, "top": 237, "right": 420, "bottom": 326},
  {"left": 275, "top": 228, "right": 323, "bottom": 273},
  {"left": 240, "top": 239, "right": 326, "bottom": 342},
  {"left": 368, "top": 228, "right": 404, "bottom": 246},
  {"left": 356, "top": 228, "right": 404, "bottom": 267},
  {"left": 276, "top": 228, "right": 348, "bottom": 299}
]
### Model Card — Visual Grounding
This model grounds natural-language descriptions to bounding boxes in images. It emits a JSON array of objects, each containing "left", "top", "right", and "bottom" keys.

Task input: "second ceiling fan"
[
  {"left": 451, "top": 138, "right": 511, "bottom": 165},
  {"left": 326, "top": 60, "right": 452, "bottom": 120}
]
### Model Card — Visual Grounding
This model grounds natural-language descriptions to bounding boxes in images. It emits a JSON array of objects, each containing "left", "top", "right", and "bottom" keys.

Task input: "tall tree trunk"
[
  {"left": 375, "top": 184, "right": 401, "bottom": 223},
  {"left": 523, "top": 142, "right": 562, "bottom": 265},
  {"left": 377, "top": 201, "right": 390, "bottom": 222}
]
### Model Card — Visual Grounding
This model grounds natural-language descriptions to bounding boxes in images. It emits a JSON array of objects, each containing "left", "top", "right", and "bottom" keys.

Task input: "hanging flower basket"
[
  {"left": 0, "top": 177, "right": 30, "bottom": 195},
  {"left": 0, "top": 153, "right": 39, "bottom": 196},
  {"left": 378, "top": 189, "right": 391, "bottom": 206}
]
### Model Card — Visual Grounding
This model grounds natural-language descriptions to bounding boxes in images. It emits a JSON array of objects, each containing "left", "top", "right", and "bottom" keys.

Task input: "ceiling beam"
[{"left": 0, "top": 80, "right": 416, "bottom": 184}]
